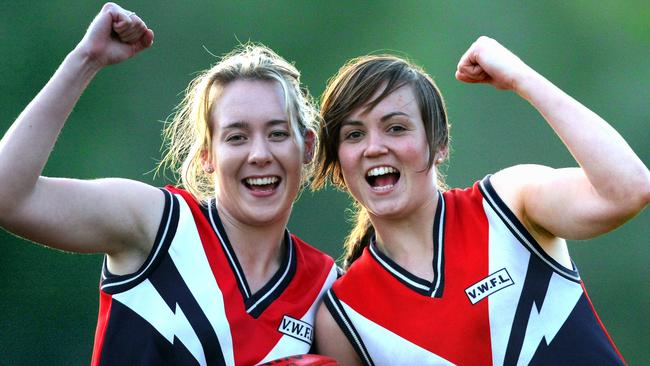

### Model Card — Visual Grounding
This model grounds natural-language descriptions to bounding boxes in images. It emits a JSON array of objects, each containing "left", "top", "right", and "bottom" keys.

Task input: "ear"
[
  {"left": 303, "top": 129, "right": 316, "bottom": 164},
  {"left": 434, "top": 145, "right": 449, "bottom": 165},
  {"left": 200, "top": 149, "right": 214, "bottom": 173}
]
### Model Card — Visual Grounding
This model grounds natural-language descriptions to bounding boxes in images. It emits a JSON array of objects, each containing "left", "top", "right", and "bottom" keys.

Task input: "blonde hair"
[
  {"left": 158, "top": 44, "right": 319, "bottom": 202},
  {"left": 313, "top": 55, "right": 450, "bottom": 269}
]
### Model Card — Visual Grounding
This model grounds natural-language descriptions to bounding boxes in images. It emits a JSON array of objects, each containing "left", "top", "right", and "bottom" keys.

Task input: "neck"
[
  {"left": 218, "top": 209, "right": 289, "bottom": 292},
  {"left": 370, "top": 190, "right": 439, "bottom": 279}
]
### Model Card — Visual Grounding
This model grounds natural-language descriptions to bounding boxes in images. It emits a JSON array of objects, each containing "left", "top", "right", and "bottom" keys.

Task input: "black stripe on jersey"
[
  {"left": 478, "top": 175, "right": 581, "bottom": 283},
  {"left": 99, "top": 300, "right": 202, "bottom": 365},
  {"left": 367, "top": 191, "right": 446, "bottom": 297},
  {"left": 504, "top": 256, "right": 553, "bottom": 364},
  {"left": 101, "top": 189, "right": 180, "bottom": 294},
  {"left": 205, "top": 200, "right": 297, "bottom": 318},
  {"left": 504, "top": 254, "right": 625, "bottom": 365},
  {"left": 324, "top": 290, "right": 375, "bottom": 366},
  {"left": 431, "top": 190, "right": 445, "bottom": 297},
  {"left": 148, "top": 253, "right": 226, "bottom": 366},
  {"left": 527, "top": 295, "right": 625, "bottom": 365}
]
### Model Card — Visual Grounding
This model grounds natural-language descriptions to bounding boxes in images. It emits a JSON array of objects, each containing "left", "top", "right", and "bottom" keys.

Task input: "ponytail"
[{"left": 342, "top": 203, "right": 374, "bottom": 269}]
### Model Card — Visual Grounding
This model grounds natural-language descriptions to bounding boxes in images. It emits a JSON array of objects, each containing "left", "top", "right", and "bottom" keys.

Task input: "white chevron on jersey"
[
  {"left": 112, "top": 280, "right": 206, "bottom": 365},
  {"left": 168, "top": 196, "right": 235, "bottom": 366},
  {"left": 517, "top": 272, "right": 582, "bottom": 365},
  {"left": 481, "top": 182, "right": 586, "bottom": 365},
  {"left": 110, "top": 197, "right": 234, "bottom": 366},
  {"left": 340, "top": 300, "right": 455, "bottom": 366},
  {"left": 483, "top": 200, "right": 529, "bottom": 366},
  {"left": 257, "top": 264, "right": 339, "bottom": 364}
]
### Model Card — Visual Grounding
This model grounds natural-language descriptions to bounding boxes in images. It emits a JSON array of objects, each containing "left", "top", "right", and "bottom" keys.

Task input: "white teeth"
[
  {"left": 246, "top": 176, "right": 278, "bottom": 186},
  {"left": 367, "top": 166, "right": 397, "bottom": 177},
  {"left": 374, "top": 184, "right": 394, "bottom": 191}
]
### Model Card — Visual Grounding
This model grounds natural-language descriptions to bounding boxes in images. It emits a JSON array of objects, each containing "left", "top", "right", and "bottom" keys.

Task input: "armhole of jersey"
[
  {"left": 324, "top": 290, "right": 375, "bottom": 366},
  {"left": 100, "top": 188, "right": 180, "bottom": 294},
  {"left": 478, "top": 175, "right": 581, "bottom": 282}
]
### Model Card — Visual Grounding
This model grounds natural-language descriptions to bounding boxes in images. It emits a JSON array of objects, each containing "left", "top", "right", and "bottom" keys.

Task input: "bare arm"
[
  {"left": 314, "top": 302, "right": 362, "bottom": 366},
  {"left": 0, "top": 3, "right": 162, "bottom": 272},
  {"left": 455, "top": 37, "right": 650, "bottom": 245}
]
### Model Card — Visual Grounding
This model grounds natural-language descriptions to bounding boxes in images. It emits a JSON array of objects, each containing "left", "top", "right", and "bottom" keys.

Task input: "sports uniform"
[
  {"left": 91, "top": 186, "right": 337, "bottom": 366},
  {"left": 325, "top": 176, "right": 625, "bottom": 365}
]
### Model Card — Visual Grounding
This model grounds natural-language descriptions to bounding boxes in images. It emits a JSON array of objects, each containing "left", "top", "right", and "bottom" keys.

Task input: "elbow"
[
  {"left": 582, "top": 170, "right": 650, "bottom": 234},
  {"left": 614, "top": 167, "right": 650, "bottom": 215},
  {"left": 636, "top": 178, "right": 650, "bottom": 212},
  {"left": 634, "top": 168, "right": 650, "bottom": 210}
]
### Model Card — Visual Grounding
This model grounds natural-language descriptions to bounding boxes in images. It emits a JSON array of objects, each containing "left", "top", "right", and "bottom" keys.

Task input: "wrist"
[
  {"left": 512, "top": 67, "right": 547, "bottom": 101},
  {"left": 69, "top": 44, "right": 105, "bottom": 74},
  {"left": 55, "top": 48, "right": 103, "bottom": 88}
]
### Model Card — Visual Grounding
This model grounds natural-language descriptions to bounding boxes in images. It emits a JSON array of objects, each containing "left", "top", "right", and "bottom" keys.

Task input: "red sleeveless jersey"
[
  {"left": 92, "top": 187, "right": 337, "bottom": 365},
  {"left": 326, "top": 176, "right": 625, "bottom": 365}
]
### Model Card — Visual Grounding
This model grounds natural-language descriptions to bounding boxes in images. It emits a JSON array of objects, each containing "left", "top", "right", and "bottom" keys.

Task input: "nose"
[
  {"left": 248, "top": 136, "right": 273, "bottom": 166},
  {"left": 363, "top": 130, "right": 388, "bottom": 158}
]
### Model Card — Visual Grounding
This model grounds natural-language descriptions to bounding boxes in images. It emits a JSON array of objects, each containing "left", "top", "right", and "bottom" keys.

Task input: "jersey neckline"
[
  {"left": 368, "top": 190, "right": 446, "bottom": 298},
  {"left": 203, "top": 199, "right": 297, "bottom": 318}
]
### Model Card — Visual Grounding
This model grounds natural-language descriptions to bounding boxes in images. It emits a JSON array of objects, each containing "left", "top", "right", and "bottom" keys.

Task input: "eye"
[
  {"left": 269, "top": 129, "right": 290, "bottom": 141},
  {"left": 387, "top": 124, "right": 407, "bottom": 134},
  {"left": 225, "top": 133, "right": 247, "bottom": 143},
  {"left": 343, "top": 130, "right": 364, "bottom": 141}
]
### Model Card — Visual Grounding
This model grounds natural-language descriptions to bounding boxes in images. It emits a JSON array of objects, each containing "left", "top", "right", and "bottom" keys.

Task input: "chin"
[
  {"left": 245, "top": 205, "right": 291, "bottom": 226},
  {"left": 365, "top": 202, "right": 406, "bottom": 219}
]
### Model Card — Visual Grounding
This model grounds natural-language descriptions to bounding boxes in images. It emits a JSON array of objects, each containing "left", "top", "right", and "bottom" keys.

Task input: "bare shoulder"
[
  {"left": 85, "top": 177, "right": 166, "bottom": 242},
  {"left": 490, "top": 164, "right": 568, "bottom": 214},
  {"left": 8, "top": 176, "right": 167, "bottom": 268},
  {"left": 490, "top": 164, "right": 573, "bottom": 268},
  {"left": 490, "top": 164, "right": 554, "bottom": 197},
  {"left": 94, "top": 177, "right": 167, "bottom": 274},
  {"left": 315, "top": 300, "right": 361, "bottom": 366}
]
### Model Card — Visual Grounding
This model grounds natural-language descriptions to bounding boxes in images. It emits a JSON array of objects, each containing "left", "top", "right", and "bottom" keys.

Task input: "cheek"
[
  {"left": 402, "top": 137, "right": 430, "bottom": 167},
  {"left": 337, "top": 147, "right": 356, "bottom": 178},
  {"left": 213, "top": 147, "right": 238, "bottom": 179},
  {"left": 337, "top": 147, "right": 364, "bottom": 195},
  {"left": 279, "top": 142, "right": 304, "bottom": 175}
]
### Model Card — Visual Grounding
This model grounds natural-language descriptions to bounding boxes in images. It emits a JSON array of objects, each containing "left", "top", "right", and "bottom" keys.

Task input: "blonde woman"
[{"left": 0, "top": 3, "right": 336, "bottom": 365}]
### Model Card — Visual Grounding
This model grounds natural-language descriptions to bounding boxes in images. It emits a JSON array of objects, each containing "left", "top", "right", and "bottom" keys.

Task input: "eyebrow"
[
  {"left": 221, "top": 119, "right": 289, "bottom": 130},
  {"left": 380, "top": 111, "right": 411, "bottom": 122},
  {"left": 342, "top": 111, "right": 411, "bottom": 127}
]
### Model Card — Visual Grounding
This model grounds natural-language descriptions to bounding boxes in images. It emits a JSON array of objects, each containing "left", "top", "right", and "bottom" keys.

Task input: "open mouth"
[
  {"left": 366, "top": 166, "right": 400, "bottom": 190},
  {"left": 243, "top": 176, "right": 280, "bottom": 192}
]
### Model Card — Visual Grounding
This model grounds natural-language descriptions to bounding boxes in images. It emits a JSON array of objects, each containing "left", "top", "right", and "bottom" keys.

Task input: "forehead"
[
  {"left": 348, "top": 84, "right": 419, "bottom": 121},
  {"left": 212, "top": 79, "right": 287, "bottom": 128}
]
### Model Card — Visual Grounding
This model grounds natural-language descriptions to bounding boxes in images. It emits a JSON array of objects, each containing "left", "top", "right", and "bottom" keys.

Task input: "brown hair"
[
  {"left": 158, "top": 44, "right": 318, "bottom": 202},
  {"left": 312, "top": 55, "right": 449, "bottom": 268}
]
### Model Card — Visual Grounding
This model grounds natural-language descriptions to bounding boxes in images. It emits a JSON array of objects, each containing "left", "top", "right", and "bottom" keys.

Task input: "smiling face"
[
  {"left": 338, "top": 84, "right": 440, "bottom": 220},
  {"left": 207, "top": 79, "right": 304, "bottom": 227}
]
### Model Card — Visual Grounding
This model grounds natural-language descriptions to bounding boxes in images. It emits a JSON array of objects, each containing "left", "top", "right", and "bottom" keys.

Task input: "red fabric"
[
  {"left": 166, "top": 186, "right": 333, "bottom": 365},
  {"left": 333, "top": 183, "right": 494, "bottom": 364},
  {"left": 91, "top": 290, "right": 113, "bottom": 366}
]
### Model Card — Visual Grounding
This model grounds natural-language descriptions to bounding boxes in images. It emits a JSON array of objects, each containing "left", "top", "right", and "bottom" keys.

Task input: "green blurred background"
[{"left": 1, "top": 1, "right": 648, "bottom": 364}]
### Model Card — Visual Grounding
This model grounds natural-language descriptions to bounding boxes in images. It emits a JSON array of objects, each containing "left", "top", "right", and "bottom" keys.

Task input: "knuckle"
[{"left": 102, "top": 2, "right": 117, "bottom": 11}]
